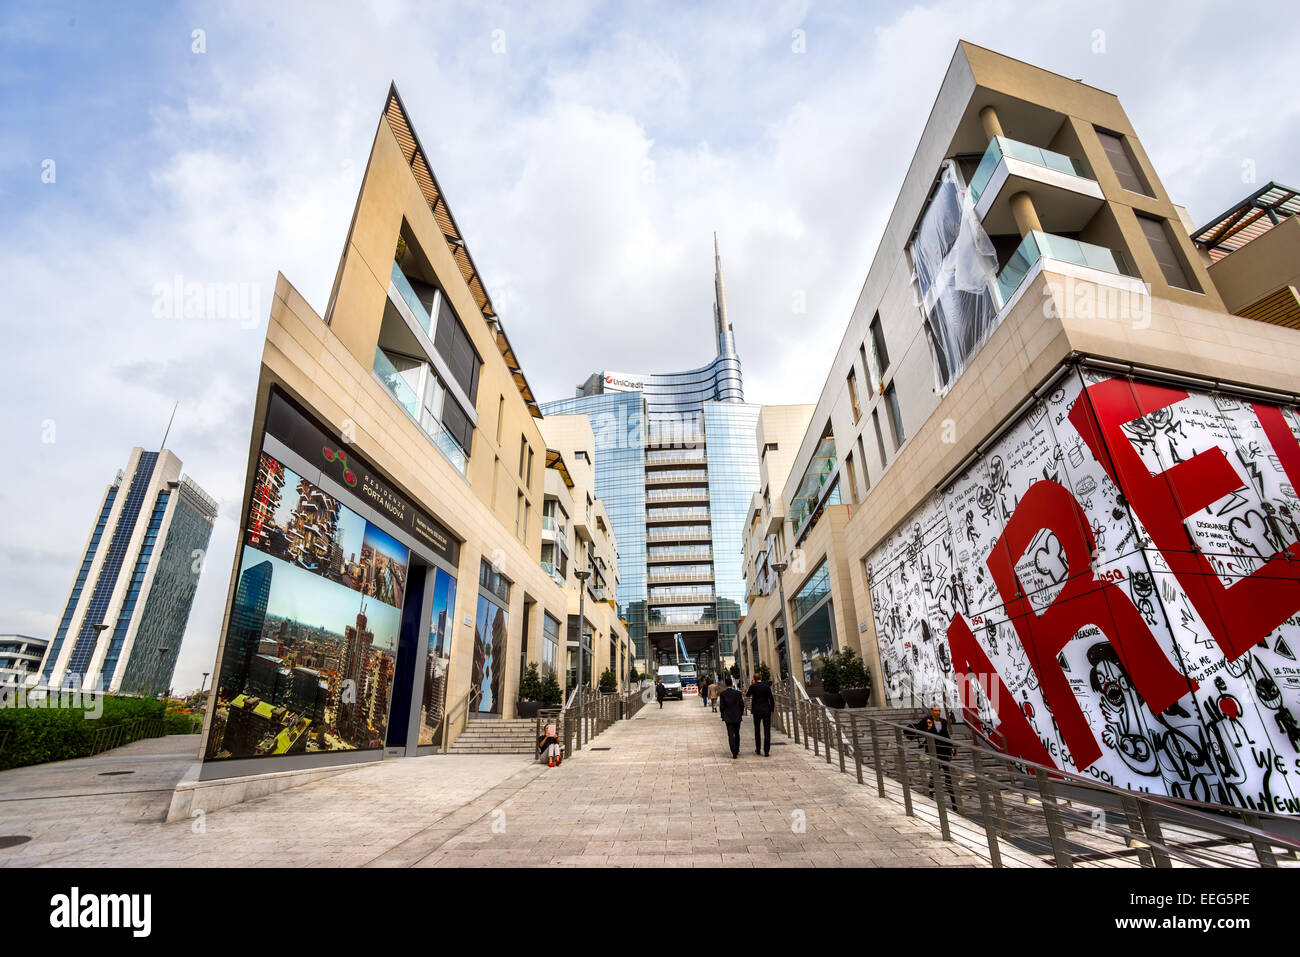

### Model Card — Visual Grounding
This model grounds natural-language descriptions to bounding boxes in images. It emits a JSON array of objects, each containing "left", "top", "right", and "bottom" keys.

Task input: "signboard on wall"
[{"left": 865, "top": 365, "right": 1300, "bottom": 814}]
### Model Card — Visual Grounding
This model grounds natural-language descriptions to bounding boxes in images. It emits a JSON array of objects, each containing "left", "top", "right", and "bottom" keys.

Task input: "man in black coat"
[
  {"left": 911, "top": 704, "right": 956, "bottom": 804},
  {"left": 746, "top": 674, "right": 775, "bottom": 756},
  {"left": 655, "top": 679, "right": 665, "bottom": 709},
  {"left": 718, "top": 677, "right": 746, "bottom": 758}
]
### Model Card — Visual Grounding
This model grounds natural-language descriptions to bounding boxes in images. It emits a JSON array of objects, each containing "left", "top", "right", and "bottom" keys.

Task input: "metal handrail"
[
  {"left": 439, "top": 688, "right": 473, "bottom": 753},
  {"left": 774, "top": 690, "right": 1300, "bottom": 869}
]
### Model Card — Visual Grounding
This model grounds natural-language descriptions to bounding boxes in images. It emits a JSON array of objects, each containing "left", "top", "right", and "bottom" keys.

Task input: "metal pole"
[
  {"left": 771, "top": 560, "right": 798, "bottom": 744},
  {"left": 575, "top": 566, "right": 590, "bottom": 751}
]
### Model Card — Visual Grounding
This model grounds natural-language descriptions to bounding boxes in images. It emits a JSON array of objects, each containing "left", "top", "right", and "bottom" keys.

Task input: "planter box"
[{"left": 841, "top": 688, "right": 871, "bottom": 708}]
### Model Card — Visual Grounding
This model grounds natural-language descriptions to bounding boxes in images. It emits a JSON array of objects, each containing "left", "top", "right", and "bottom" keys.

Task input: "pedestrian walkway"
[{"left": 0, "top": 697, "right": 992, "bottom": 867}]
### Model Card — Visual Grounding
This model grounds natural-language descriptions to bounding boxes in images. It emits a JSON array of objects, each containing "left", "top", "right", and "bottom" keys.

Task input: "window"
[
  {"left": 884, "top": 383, "right": 905, "bottom": 449},
  {"left": 495, "top": 395, "right": 505, "bottom": 443},
  {"left": 858, "top": 343, "right": 874, "bottom": 397},
  {"left": 574, "top": 450, "right": 589, "bottom": 462},
  {"left": 847, "top": 369, "right": 862, "bottom": 423},
  {"left": 523, "top": 500, "right": 531, "bottom": 546},
  {"left": 1096, "top": 129, "right": 1152, "bottom": 197},
  {"left": 519, "top": 437, "right": 528, "bottom": 478},
  {"left": 433, "top": 295, "right": 482, "bottom": 405},
  {"left": 868, "top": 314, "right": 889, "bottom": 392},
  {"left": 873, "top": 409, "right": 888, "bottom": 465},
  {"left": 516, "top": 491, "right": 524, "bottom": 538},
  {"left": 1136, "top": 213, "right": 1198, "bottom": 291},
  {"left": 845, "top": 453, "right": 860, "bottom": 505},
  {"left": 527, "top": 446, "right": 534, "bottom": 486},
  {"left": 856, "top": 435, "right": 870, "bottom": 493},
  {"left": 542, "top": 614, "right": 560, "bottom": 678}
]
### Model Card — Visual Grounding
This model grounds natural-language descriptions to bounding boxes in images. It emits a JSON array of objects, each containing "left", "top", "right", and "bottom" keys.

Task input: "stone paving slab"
[{"left": 0, "top": 699, "right": 998, "bottom": 867}]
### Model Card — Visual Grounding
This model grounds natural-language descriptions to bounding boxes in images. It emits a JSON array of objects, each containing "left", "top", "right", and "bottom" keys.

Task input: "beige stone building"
[
  {"left": 538, "top": 414, "right": 631, "bottom": 695},
  {"left": 761, "top": 42, "right": 1300, "bottom": 812},
  {"left": 199, "top": 87, "right": 621, "bottom": 776}
]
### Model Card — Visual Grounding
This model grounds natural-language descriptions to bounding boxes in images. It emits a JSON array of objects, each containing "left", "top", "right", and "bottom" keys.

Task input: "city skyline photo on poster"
[
  {"left": 419, "top": 567, "right": 457, "bottom": 746},
  {"left": 206, "top": 448, "right": 409, "bottom": 761},
  {"left": 865, "top": 365, "right": 1300, "bottom": 815}
]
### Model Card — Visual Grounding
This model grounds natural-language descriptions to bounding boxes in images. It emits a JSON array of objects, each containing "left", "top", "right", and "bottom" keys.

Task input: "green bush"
[
  {"left": 754, "top": 662, "right": 773, "bottom": 683},
  {"left": 518, "top": 662, "right": 544, "bottom": 701},
  {"left": 598, "top": 667, "right": 617, "bottom": 691},
  {"left": 819, "top": 654, "right": 843, "bottom": 694},
  {"left": 838, "top": 648, "right": 870, "bottom": 689},
  {"left": 0, "top": 691, "right": 166, "bottom": 771},
  {"left": 164, "top": 712, "right": 202, "bottom": 735},
  {"left": 540, "top": 671, "right": 562, "bottom": 706}
]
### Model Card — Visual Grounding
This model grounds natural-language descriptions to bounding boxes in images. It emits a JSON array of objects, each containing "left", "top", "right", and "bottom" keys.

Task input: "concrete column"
[
  {"left": 1009, "top": 191, "right": 1042, "bottom": 238},
  {"left": 979, "top": 104, "right": 1004, "bottom": 141}
]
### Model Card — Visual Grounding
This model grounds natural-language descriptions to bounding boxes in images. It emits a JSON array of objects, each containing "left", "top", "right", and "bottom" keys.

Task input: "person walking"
[
  {"left": 700, "top": 673, "right": 710, "bottom": 707},
  {"left": 746, "top": 672, "right": 775, "bottom": 756},
  {"left": 655, "top": 678, "right": 665, "bottom": 709},
  {"left": 708, "top": 675, "right": 721, "bottom": 712},
  {"left": 911, "top": 704, "right": 956, "bottom": 805},
  {"left": 718, "top": 676, "right": 745, "bottom": 758}
]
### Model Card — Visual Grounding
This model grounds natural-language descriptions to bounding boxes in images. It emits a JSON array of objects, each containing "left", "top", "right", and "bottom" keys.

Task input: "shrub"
[
  {"left": 540, "top": 671, "right": 562, "bottom": 706},
  {"left": 754, "top": 662, "right": 773, "bottom": 683},
  {"left": 838, "top": 647, "right": 871, "bottom": 689},
  {"left": 518, "top": 662, "right": 544, "bottom": 701},
  {"left": 598, "top": 668, "right": 617, "bottom": 691},
  {"left": 819, "top": 654, "right": 843, "bottom": 694},
  {"left": 0, "top": 691, "right": 166, "bottom": 771}
]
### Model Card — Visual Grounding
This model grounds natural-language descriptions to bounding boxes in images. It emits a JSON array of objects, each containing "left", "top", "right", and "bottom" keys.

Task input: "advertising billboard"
[
  {"left": 419, "top": 567, "right": 458, "bottom": 745},
  {"left": 865, "top": 365, "right": 1300, "bottom": 814}
]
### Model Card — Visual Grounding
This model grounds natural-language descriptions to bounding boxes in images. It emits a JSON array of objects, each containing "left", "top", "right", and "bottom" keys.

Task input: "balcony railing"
[
  {"left": 646, "top": 507, "right": 710, "bottom": 523},
  {"left": 390, "top": 261, "right": 435, "bottom": 338},
  {"left": 647, "top": 617, "right": 717, "bottom": 632},
  {"left": 646, "top": 488, "right": 710, "bottom": 504},
  {"left": 995, "top": 230, "right": 1134, "bottom": 306},
  {"left": 969, "top": 137, "right": 1089, "bottom": 205},
  {"left": 648, "top": 589, "right": 716, "bottom": 605},
  {"left": 647, "top": 547, "right": 712, "bottom": 563},
  {"left": 373, "top": 348, "right": 468, "bottom": 474}
]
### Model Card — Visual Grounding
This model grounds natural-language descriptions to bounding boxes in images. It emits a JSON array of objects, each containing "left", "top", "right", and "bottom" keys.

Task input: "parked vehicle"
[{"left": 656, "top": 665, "right": 684, "bottom": 700}]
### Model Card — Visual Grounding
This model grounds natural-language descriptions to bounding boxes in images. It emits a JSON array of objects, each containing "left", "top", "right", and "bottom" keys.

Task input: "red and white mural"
[{"left": 865, "top": 365, "right": 1300, "bottom": 813}]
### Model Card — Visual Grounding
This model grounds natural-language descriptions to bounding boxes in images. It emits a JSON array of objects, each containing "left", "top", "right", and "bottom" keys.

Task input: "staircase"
[{"left": 447, "top": 717, "right": 538, "bottom": 754}]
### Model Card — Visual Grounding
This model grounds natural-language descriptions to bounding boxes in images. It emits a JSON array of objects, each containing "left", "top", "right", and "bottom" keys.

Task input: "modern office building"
[
  {"left": 762, "top": 41, "right": 1300, "bottom": 814},
  {"left": 33, "top": 448, "right": 218, "bottom": 695},
  {"left": 0, "top": 634, "right": 48, "bottom": 689},
  {"left": 541, "top": 237, "right": 761, "bottom": 676},
  {"left": 538, "top": 414, "right": 631, "bottom": 693},
  {"left": 200, "top": 85, "right": 621, "bottom": 775}
]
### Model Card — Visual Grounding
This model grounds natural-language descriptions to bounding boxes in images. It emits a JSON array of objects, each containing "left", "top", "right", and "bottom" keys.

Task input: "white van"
[{"left": 656, "top": 665, "right": 684, "bottom": 700}]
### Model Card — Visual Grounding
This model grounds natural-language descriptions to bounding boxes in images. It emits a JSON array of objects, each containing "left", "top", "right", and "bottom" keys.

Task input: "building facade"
[
  {"left": 0, "top": 635, "right": 48, "bottom": 689},
  {"left": 540, "top": 238, "right": 760, "bottom": 676},
  {"left": 766, "top": 42, "right": 1300, "bottom": 815},
  {"left": 200, "top": 86, "right": 625, "bottom": 776},
  {"left": 33, "top": 448, "right": 217, "bottom": 696},
  {"left": 538, "top": 415, "right": 631, "bottom": 694}
]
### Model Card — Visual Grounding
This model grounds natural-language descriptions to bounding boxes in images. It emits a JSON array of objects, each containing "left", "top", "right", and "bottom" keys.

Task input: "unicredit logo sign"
[{"left": 603, "top": 373, "right": 644, "bottom": 391}]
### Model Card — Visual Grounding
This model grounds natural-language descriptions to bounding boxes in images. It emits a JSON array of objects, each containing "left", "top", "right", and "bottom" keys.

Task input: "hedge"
[{"left": 0, "top": 692, "right": 167, "bottom": 771}]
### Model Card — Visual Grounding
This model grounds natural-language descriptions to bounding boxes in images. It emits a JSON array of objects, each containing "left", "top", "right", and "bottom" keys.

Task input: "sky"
[{"left": 1, "top": 0, "right": 1296, "bottom": 694}]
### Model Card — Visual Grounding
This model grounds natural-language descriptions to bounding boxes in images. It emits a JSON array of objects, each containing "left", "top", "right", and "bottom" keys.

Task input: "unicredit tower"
[{"left": 541, "top": 237, "right": 760, "bottom": 675}]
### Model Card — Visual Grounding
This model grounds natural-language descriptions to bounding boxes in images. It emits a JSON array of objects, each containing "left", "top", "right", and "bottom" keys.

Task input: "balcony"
[
  {"left": 647, "top": 569, "right": 714, "bottom": 585},
  {"left": 646, "top": 547, "right": 712, "bottom": 565},
  {"left": 647, "top": 616, "right": 716, "bottom": 633},
  {"left": 995, "top": 230, "right": 1139, "bottom": 308},
  {"left": 645, "top": 468, "right": 709, "bottom": 488},
  {"left": 372, "top": 348, "right": 468, "bottom": 474},
  {"left": 389, "top": 260, "right": 436, "bottom": 339},
  {"left": 646, "top": 507, "right": 710, "bottom": 525},
  {"left": 645, "top": 487, "right": 710, "bottom": 505},
  {"left": 646, "top": 528, "right": 712, "bottom": 544},
  {"left": 969, "top": 137, "right": 1104, "bottom": 235},
  {"left": 645, "top": 451, "right": 707, "bottom": 469},
  {"left": 648, "top": 589, "right": 716, "bottom": 606}
]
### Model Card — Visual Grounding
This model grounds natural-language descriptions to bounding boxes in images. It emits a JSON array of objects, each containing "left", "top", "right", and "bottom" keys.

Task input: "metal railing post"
[
  {"left": 1035, "top": 768, "right": 1073, "bottom": 868},
  {"left": 1120, "top": 796, "right": 1155, "bottom": 868},
  {"left": 970, "top": 748, "right": 1002, "bottom": 867},
  {"left": 869, "top": 717, "right": 886, "bottom": 798},
  {"left": 835, "top": 712, "right": 846, "bottom": 773},
  {"left": 1241, "top": 812, "right": 1279, "bottom": 868},
  {"left": 893, "top": 726, "right": 913, "bottom": 817},
  {"left": 926, "top": 735, "right": 951, "bottom": 841},
  {"left": 849, "top": 712, "right": 863, "bottom": 784},
  {"left": 1136, "top": 801, "right": 1172, "bottom": 869}
]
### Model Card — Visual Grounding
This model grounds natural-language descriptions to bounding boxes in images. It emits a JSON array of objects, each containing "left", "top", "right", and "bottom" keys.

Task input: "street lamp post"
[
  {"left": 771, "top": 560, "right": 799, "bottom": 745},
  {"left": 574, "top": 566, "right": 591, "bottom": 750}
]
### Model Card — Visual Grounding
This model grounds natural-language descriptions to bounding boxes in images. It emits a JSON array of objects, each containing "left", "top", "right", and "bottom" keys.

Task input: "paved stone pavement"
[{"left": 1, "top": 699, "right": 992, "bottom": 867}]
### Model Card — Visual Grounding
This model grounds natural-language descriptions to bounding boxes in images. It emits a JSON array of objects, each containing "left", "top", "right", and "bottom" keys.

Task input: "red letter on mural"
[
  {"left": 1070, "top": 380, "right": 1300, "bottom": 662},
  {"left": 986, "top": 480, "right": 1194, "bottom": 771},
  {"left": 947, "top": 614, "right": 1056, "bottom": 769}
]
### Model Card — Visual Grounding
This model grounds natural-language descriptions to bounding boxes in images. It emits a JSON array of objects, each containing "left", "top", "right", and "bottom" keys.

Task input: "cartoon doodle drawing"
[
  {"left": 1228, "top": 508, "right": 1271, "bottom": 562},
  {"left": 988, "top": 454, "right": 1011, "bottom": 522},
  {"left": 1088, "top": 643, "right": 1159, "bottom": 776},
  {"left": 976, "top": 486, "right": 998, "bottom": 526},
  {"left": 964, "top": 508, "right": 979, "bottom": 547},
  {"left": 1242, "top": 655, "right": 1300, "bottom": 752},
  {"left": 1129, "top": 572, "right": 1158, "bottom": 626},
  {"left": 1033, "top": 531, "right": 1069, "bottom": 586},
  {"left": 1259, "top": 501, "right": 1293, "bottom": 554},
  {"left": 1208, "top": 676, "right": 1253, "bottom": 748},
  {"left": 1198, "top": 691, "right": 1252, "bottom": 801},
  {"left": 1150, "top": 713, "right": 1228, "bottom": 806},
  {"left": 983, "top": 617, "right": 999, "bottom": 657},
  {"left": 1090, "top": 518, "right": 1108, "bottom": 552}
]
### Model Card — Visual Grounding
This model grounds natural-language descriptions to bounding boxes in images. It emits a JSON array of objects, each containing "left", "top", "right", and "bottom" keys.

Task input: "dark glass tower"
[{"left": 541, "top": 237, "right": 760, "bottom": 673}]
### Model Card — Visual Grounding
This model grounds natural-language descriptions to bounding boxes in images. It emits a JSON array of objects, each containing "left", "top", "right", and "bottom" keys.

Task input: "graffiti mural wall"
[{"left": 865, "top": 365, "right": 1300, "bottom": 814}]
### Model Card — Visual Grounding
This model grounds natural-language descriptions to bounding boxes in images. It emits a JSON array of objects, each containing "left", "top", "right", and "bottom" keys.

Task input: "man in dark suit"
[
  {"left": 911, "top": 705, "right": 956, "bottom": 804},
  {"left": 718, "top": 677, "right": 745, "bottom": 758},
  {"left": 746, "top": 673, "right": 775, "bottom": 756}
]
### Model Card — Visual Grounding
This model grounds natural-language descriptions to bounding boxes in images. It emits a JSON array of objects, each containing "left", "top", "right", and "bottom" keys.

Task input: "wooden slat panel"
[{"left": 1239, "top": 286, "right": 1300, "bottom": 328}]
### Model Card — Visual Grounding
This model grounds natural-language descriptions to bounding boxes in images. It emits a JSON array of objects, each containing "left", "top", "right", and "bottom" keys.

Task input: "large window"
[
  {"left": 542, "top": 613, "right": 560, "bottom": 678},
  {"left": 1137, "top": 213, "right": 1198, "bottom": 291},
  {"left": 1096, "top": 129, "right": 1152, "bottom": 197},
  {"left": 884, "top": 384, "right": 905, "bottom": 449},
  {"left": 847, "top": 369, "right": 862, "bottom": 423},
  {"left": 868, "top": 314, "right": 889, "bottom": 393}
]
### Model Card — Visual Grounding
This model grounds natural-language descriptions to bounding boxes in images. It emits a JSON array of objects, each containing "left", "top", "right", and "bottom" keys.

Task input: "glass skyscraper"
[
  {"left": 541, "top": 237, "right": 760, "bottom": 673},
  {"left": 35, "top": 447, "right": 218, "bottom": 695}
]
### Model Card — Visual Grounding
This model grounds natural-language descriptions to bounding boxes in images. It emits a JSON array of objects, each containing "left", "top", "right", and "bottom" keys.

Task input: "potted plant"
[
  {"left": 729, "top": 663, "right": 741, "bottom": 682},
  {"left": 598, "top": 668, "right": 617, "bottom": 694},
  {"left": 838, "top": 648, "right": 872, "bottom": 708},
  {"left": 755, "top": 662, "right": 772, "bottom": 683},
  {"left": 818, "top": 653, "right": 845, "bottom": 709},
  {"left": 540, "top": 671, "right": 562, "bottom": 708},
  {"left": 517, "top": 662, "right": 544, "bottom": 718}
]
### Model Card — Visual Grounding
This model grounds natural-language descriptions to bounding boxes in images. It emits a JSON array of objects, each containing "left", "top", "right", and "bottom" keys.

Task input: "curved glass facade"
[{"left": 541, "top": 248, "right": 759, "bottom": 672}]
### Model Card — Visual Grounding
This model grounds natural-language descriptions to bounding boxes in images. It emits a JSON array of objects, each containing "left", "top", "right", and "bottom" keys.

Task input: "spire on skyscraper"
[{"left": 713, "top": 233, "right": 737, "bottom": 358}]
